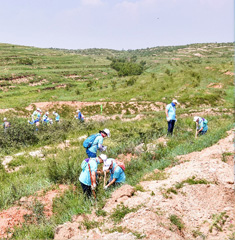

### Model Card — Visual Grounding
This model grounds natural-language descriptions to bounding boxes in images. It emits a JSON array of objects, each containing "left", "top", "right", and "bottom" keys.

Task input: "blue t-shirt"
[
  {"left": 88, "top": 134, "right": 103, "bottom": 154},
  {"left": 55, "top": 114, "right": 60, "bottom": 121},
  {"left": 166, "top": 103, "right": 176, "bottom": 120},
  {"left": 43, "top": 114, "right": 48, "bottom": 122},
  {"left": 78, "top": 112, "right": 84, "bottom": 120},
  {"left": 198, "top": 117, "right": 208, "bottom": 132},
  {"left": 110, "top": 161, "right": 126, "bottom": 183},
  {"left": 79, "top": 158, "right": 99, "bottom": 186}
]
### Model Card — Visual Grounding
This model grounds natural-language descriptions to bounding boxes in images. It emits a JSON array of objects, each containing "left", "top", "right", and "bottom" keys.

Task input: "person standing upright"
[{"left": 165, "top": 99, "right": 179, "bottom": 136}]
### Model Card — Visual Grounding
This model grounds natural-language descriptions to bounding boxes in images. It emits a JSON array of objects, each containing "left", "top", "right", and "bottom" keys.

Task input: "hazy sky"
[{"left": 0, "top": 0, "right": 233, "bottom": 50}]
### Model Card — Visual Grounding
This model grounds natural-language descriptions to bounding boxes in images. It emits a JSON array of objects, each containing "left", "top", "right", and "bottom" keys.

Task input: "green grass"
[
  {"left": 0, "top": 42, "right": 233, "bottom": 108},
  {"left": 0, "top": 42, "right": 233, "bottom": 239},
  {"left": 169, "top": 214, "right": 185, "bottom": 231}
]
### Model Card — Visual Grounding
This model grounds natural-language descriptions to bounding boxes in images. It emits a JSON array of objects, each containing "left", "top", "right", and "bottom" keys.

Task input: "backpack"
[
  {"left": 83, "top": 134, "right": 99, "bottom": 149},
  {"left": 202, "top": 118, "right": 208, "bottom": 127},
  {"left": 81, "top": 158, "right": 90, "bottom": 171},
  {"left": 113, "top": 161, "right": 125, "bottom": 172}
]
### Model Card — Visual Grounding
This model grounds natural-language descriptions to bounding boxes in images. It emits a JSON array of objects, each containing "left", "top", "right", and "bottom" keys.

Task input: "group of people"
[
  {"left": 79, "top": 128, "right": 126, "bottom": 197},
  {"left": 28, "top": 108, "right": 60, "bottom": 126},
  {"left": 165, "top": 99, "right": 208, "bottom": 136},
  {"left": 27, "top": 108, "right": 85, "bottom": 126}
]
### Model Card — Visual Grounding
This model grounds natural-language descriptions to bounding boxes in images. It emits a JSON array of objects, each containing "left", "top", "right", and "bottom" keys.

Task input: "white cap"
[
  {"left": 103, "top": 158, "right": 113, "bottom": 171},
  {"left": 193, "top": 116, "right": 200, "bottom": 122},
  {"left": 46, "top": 112, "right": 49, "bottom": 115},
  {"left": 99, "top": 154, "right": 107, "bottom": 162},
  {"left": 102, "top": 128, "right": 110, "bottom": 137},
  {"left": 3, "top": 117, "right": 7, "bottom": 121},
  {"left": 52, "top": 111, "right": 55, "bottom": 114},
  {"left": 172, "top": 99, "right": 179, "bottom": 104},
  {"left": 76, "top": 109, "right": 80, "bottom": 112}
]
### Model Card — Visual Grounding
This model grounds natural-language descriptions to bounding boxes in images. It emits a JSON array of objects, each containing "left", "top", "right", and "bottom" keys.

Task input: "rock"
[
  {"left": 134, "top": 143, "right": 144, "bottom": 153},
  {"left": 29, "top": 150, "right": 44, "bottom": 158},
  {"left": 14, "top": 152, "right": 25, "bottom": 157},
  {"left": 2, "top": 156, "right": 13, "bottom": 166},
  {"left": 111, "top": 185, "right": 135, "bottom": 202}
]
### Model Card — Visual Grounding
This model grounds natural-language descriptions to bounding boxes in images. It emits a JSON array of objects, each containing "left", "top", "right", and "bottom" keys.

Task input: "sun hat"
[
  {"left": 76, "top": 109, "right": 80, "bottom": 112},
  {"left": 193, "top": 116, "right": 200, "bottom": 122},
  {"left": 172, "top": 99, "right": 179, "bottom": 104},
  {"left": 103, "top": 158, "right": 113, "bottom": 171},
  {"left": 3, "top": 117, "right": 7, "bottom": 121},
  {"left": 102, "top": 128, "right": 111, "bottom": 137},
  {"left": 99, "top": 154, "right": 107, "bottom": 162}
]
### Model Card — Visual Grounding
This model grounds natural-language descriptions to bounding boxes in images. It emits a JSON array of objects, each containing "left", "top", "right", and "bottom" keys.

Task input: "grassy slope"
[
  {"left": 0, "top": 42, "right": 233, "bottom": 108},
  {"left": 0, "top": 42, "right": 233, "bottom": 239}
]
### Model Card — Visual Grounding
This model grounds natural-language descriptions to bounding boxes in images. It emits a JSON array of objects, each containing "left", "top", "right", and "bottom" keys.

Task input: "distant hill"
[{"left": 0, "top": 42, "right": 233, "bottom": 109}]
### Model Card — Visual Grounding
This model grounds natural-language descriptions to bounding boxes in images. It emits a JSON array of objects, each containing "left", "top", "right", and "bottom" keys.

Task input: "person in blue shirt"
[
  {"left": 2, "top": 117, "right": 10, "bottom": 132},
  {"left": 103, "top": 158, "right": 126, "bottom": 190},
  {"left": 75, "top": 110, "right": 84, "bottom": 122},
  {"left": 79, "top": 154, "right": 107, "bottom": 197},
  {"left": 194, "top": 116, "right": 208, "bottom": 136},
  {"left": 53, "top": 111, "right": 60, "bottom": 123},
  {"left": 165, "top": 99, "right": 179, "bottom": 135},
  {"left": 86, "top": 128, "right": 110, "bottom": 158},
  {"left": 42, "top": 112, "right": 50, "bottom": 124},
  {"left": 28, "top": 108, "right": 41, "bottom": 125}
]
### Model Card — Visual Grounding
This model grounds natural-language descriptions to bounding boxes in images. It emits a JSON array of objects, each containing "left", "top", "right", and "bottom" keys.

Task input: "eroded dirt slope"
[{"left": 55, "top": 131, "right": 235, "bottom": 240}]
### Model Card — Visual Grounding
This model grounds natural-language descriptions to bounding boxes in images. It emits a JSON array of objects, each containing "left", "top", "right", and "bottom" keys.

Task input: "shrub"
[{"left": 110, "top": 58, "right": 144, "bottom": 76}]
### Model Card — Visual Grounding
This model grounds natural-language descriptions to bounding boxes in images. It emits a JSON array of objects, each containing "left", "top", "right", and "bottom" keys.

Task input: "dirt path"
[{"left": 55, "top": 131, "right": 235, "bottom": 240}]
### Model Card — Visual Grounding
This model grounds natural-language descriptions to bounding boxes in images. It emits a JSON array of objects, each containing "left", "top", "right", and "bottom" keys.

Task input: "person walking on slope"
[
  {"left": 28, "top": 108, "right": 41, "bottom": 125},
  {"left": 103, "top": 158, "right": 126, "bottom": 190},
  {"left": 2, "top": 117, "right": 10, "bottom": 132},
  {"left": 53, "top": 111, "right": 60, "bottom": 123},
  {"left": 165, "top": 99, "right": 179, "bottom": 136},
  {"left": 194, "top": 116, "right": 208, "bottom": 136},
  {"left": 84, "top": 128, "right": 110, "bottom": 158},
  {"left": 79, "top": 154, "right": 107, "bottom": 197},
  {"left": 75, "top": 109, "right": 84, "bottom": 122},
  {"left": 42, "top": 112, "right": 50, "bottom": 124}
]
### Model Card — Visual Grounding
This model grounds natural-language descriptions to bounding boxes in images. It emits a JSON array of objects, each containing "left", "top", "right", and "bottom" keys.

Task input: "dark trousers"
[
  {"left": 86, "top": 149, "right": 97, "bottom": 158},
  {"left": 80, "top": 181, "right": 92, "bottom": 197},
  {"left": 167, "top": 120, "right": 176, "bottom": 135}
]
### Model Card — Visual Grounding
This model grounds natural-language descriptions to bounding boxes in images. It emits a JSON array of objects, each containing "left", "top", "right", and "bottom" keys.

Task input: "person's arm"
[
  {"left": 198, "top": 126, "right": 203, "bottom": 133},
  {"left": 165, "top": 107, "right": 169, "bottom": 118},
  {"left": 106, "top": 178, "right": 116, "bottom": 187},
  {"left": 97, "top": 137, "right": 104, "bottom": 150}
]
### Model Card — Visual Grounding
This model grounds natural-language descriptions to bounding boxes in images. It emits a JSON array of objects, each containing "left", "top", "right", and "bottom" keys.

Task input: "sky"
[{"left": 0, "top": 0, "right": 234, "bottom": 50}]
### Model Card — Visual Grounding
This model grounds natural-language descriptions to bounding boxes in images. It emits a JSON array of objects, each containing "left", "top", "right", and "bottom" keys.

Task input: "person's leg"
[
  {"left": 80, "top": 182, "right": 92, "bottom": 197},
  {"left": 86, "top": 149, "right": 97, "bottom": 158},
  {"left": 167, "top": 121, "right": 172, "bottom": 135},
  {"left": 170, "top": 120, "right": 176, "bottom": 134},
  {"left": 199, "top": 130, "right": 207, "bottom": 136}
]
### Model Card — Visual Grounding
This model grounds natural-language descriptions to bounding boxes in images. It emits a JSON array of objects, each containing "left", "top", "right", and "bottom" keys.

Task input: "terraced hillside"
[
  {"left": 0, "top": 42, "right": 233, "bottom": 109},
  {"left": 0, "top": 42, "right": 233, "bottom": 239}
]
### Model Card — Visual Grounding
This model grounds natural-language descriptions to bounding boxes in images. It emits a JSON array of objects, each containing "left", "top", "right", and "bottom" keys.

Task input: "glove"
[
  {"left": 103, "top": 185, "right": 108, "bottom": 190},
  {"left": 175, "top": 119, "right": 177, "bottom": 122},
  {"left": 166, "top": 117, "right": 171, "bottom": 122},
  {"left": 102, "top": 145, "right": 107, "bottom": 151},
  {"left": 91, "top": 183, "right": 96, "bottom": 190}
]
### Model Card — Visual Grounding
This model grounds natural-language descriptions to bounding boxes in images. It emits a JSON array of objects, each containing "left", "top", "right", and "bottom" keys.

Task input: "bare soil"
[
  {"left": 0, "top": 185, "right": 69, "bottom": 238},
  {"left": 55, "top": 131, "right": 235, "bottom": 240}
]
